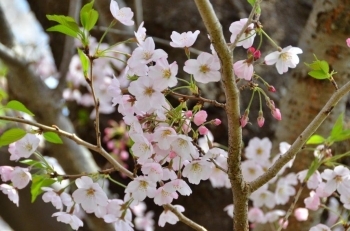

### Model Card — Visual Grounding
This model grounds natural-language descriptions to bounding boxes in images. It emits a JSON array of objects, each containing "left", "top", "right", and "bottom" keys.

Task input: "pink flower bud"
[
  {"left": 193, "top": 110, "right": 208, "bottom": 126},
  {"left": 268, "top": 85, "right": 276, "bottom": 92},
  {"left": 169, "top": 151, "right": 177, "bottom": 159},
  {"left": 247, "top": 47, "right": 256, "bottom": 54},
  {"left": 272, "top": 108, "right": 282, "bottom": 120},
  {"left": 185, "top": 110, "right": 193, "bottom": 118},
  {"left": 294, "top": 208, "right": 309, "bottom": 221},
  {"left": 240, "top": 111, "right": 249, "bottom": 127},
  {"left": 253, "top": 50, "right": 261, "bottom": 60},
  {"left": 347, "top": 38, "right": 350, "bottom": 48},
  {"left": 198, "top": 126, "right": 209, "bottom": 135},
  {"left": 257, "top": 114, "right": 265, "bottom": 127},
  {"left": 212, "top": 118, "right": 222, "bottom": 126}
]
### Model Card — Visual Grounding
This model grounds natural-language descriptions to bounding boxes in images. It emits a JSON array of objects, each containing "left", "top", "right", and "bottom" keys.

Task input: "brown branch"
[
  {"left": 249, "top": 80, "right": 350, "bottom": 192},
  {"left": 194, "top": 1, "right": 247, "bottom": 231},
  {"left": 167, "top": 90, "right": 225, "bottom": 108}
]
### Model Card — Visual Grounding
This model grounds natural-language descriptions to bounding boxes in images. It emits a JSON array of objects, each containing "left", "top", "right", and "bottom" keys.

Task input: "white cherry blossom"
[{"left": 265, "top": 46, "right": 303, "bottom": 74}]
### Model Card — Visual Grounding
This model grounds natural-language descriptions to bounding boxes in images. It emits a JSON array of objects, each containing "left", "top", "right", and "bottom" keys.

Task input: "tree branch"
[{"left": 250, "top": 80, "right": 350, "bottom": 192}]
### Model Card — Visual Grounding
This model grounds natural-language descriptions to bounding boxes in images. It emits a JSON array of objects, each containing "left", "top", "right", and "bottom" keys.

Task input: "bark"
[{"left": 255, "top": 0, "right": 350, "bottom": 230}]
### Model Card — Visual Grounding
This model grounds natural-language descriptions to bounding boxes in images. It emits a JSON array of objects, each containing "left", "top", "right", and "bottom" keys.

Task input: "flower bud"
[
  {"left": 198, "top": 126, "right": 209, "bottom": 135},
  {"left": 212, "top": 118, "right": 222, "bottom": 126},
  {"left": 271, "top": 108, "right": 282, "bottom": 120},
  {"left": 240, "top": 110, "right": 249, "bottom": 127},
  {"left": 253, "top": 50, "right": 261, "bottom": 60},
  {"left": 257, "top": 112, "right": 265, "bottom": 127},
  {"left": 268, "top": 85, "right": 276, "bottom": 92}
]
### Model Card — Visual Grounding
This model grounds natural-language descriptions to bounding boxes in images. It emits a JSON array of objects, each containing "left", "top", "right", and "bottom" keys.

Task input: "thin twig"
[
  {"left": 134, "top": 0, "right": 143, "bottom": 26},
  {"left": 0, "top": 115, "right": 133, "bottom": 179},
  {"left": 167, "top": 90, "right": 225, "bottom": 108}
]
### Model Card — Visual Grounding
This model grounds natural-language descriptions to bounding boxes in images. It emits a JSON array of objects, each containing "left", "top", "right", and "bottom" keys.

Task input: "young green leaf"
[
  {"left": 5, "top": 100, "right": 35, "bottom": 116},
  {"left": 306, "top": 134, "right": 325, "bottom": 145},
  {"left": 43, "top": 132, "right": 63, "bottom": 144},
  {"left": 47, "top": 25, "right": 78, "bottom": 38},
  {"left": 46, "top": 15, "right": 80, "bottom": 32},
  {"left": 0, "top": 128, "right": 26, "bottom": 147},
  {"left": 77, "top": 48, "right": 89, "bottom": 76},
  {"left": 308, "top": 70, "right": 329, "bottom": 79},
  {"left": 20, "top": 159, "right": 46, "bottom": 169},
  {"left": 330, "top": 113, "right": 344, "bottom": 138},
  {"left": 80, "top": 1, "right": 98, "bottom": 31},
  {"left": 31, "top": 175, "right": 56, "bottom": 202}
]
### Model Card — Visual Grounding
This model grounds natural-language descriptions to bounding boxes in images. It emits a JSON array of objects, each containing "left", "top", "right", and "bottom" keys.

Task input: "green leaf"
[
  {"left": 47, "top": 25, "right": 78, "bottom": 38},
  {"left": 323, "top": 151, "right": 350, "bottom": 164},
  {"left": 247, "top": 0, "right": 256, "bottom": 7},
  {"left": 306, "top": 134, "right": 325, "bottom": 144},
  {"left": 330, "top": 113, "right": 344, "bottom": 138},
  {"left": 43, "top": 132, "right": 63, "bottom": 144},
  {"left": 46, "top": 15, "right": 80, "bottom": 32},
  {"left": 319, "top": 60, "right": 329, "bottom": 74},
  {"left": 0, "top": 128, "right": 26, "bottom": 147},
  {"left": 308, "top": 70, "right": 328, "bottom": 79},
  {"left": 5, "top": 100, "right": 35, "bottom": 116},
  {"left": 77, "top": 48, "right": 89, "bottom": 76},
  {"left": 80, "top": 1, "right": 98, "bottom": 31},
  {"left": 31, "top": 175, "right": 56, "bottom": 202},
  {"left": 305, "top": 158, "right": 321, "bottom": 181},
  {"left": 330, "top": 130, "right": 350, "bottom": 142}
]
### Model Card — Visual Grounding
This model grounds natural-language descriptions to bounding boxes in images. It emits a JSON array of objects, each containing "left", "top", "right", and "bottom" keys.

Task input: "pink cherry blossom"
[
  {"left": 309, "top": 224, "right": 331, "bottom": 231},
  {"left": 110, "top": 0, "right": 134, "bottom": 26},
  {"left": 9, "top": 133, "right": 40, "bottom": 161},
  {"left": 212, "top": 118, "right": 221, "bottom": 125},
  {"left": 125, "top": 176, "right": 157, "bottom": 202},
  {"left": 321, "top": 165, "right": 350, "bottom": 195},
  {"left": 171, "top": 135, "right": 198, "bottom": 160},
  {"left": 250, "top": 185, "right": 275, "bottom": 209},
  {"left": 183, "top": 52, "right": 221, "bottom": 83},
  {"left": 52, "top": 211, "right": 83, "bottom": 230},
  {"left": 294, "top": 208, "right": 308, "bottom": 221},
  {"left": 182, "top": 160, "right": 213, "bottom": 184},
  {"left": 153, "top": 186, "right": 178, "bottom": 205},
  {"left": 72, "top": 176, "right": 108, "bottom": 213},
  {"left": 163, "top": 179, "right": 192, "bottom": 196},
  {"left": 170, "top": 30, "right": 200, "bottom": 48},
  {"left": 304, "top": 191, "right": 320, "bottom": 211},
  {"left": 0, "top": 184, "right": 19, "bottom": 206},
  {"left": 148, "top": 58, "right": 178, "bottom": 89},
  {"left": 141, "top": 161, "right": 163, "bottom": 182},
  {"left": 10, "top": 167, "right": 31, "bottom": 189},
  {"left": 346, "top": 38, "right": 350, "bottom": 47},
  {"left": 42, "top": 187, "right": 72, "bottom": 210},
  {"left": 248, "top": 207, "right": 266, "bottom": 223},
  {"left": 193, "top": 110, "right": 208, "bottom": 126},
  {"left": 158, "top": 205, "right": 184, "bottom": 227},
  {"left": 229, "top": 18, "right": 256, "bottom": 48},
  {"left": 233, "top": 59, "right": 254, "bottom": 80},
  {"left": 135, "top": 21, "right": 146, "bottom": 45},
  {"left": 265, "top": 46, "right": 303, "bottom": 74},
  {"left": 0, "top": 166, "right": 14, "bottom": 182}
]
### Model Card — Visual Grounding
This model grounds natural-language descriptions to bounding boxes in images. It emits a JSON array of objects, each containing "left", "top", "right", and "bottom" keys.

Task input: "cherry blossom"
[
  {"left": 294, "top": 208, "right": 309, "bottom": 221},
  {"left": 304, "top": 191, "right": 320, "bottom": 211},
  {"left": 242, "top": 160, "right": 264, "bottom": 182},
  {"left": 171, "top": 135, "right": 198, "bottom": 160},
  {"left": 193, "top": 110, "right": 207, "bottom": 126},
  {"left": 10, "top": 167, "right": 31, "bottom": 189},
  {"left": 153, "top": 126, "right": 177, "bottom": 150},
  {"left": 170, "top": 30, "right": 200, "bottom": 48},
  {"left": 233, "top": 59, "right": 254, "bottom": 80},
  {"left": 148, "top": 58, "right": 178, "bottom": 89},
  {"left": 0, "top": 166, "right": 14, "bottom": 182},
  {"left": 158, "top": 205, "right": 184, "bottom": 227},
  {"left": 264, "top": 46, "right": 303, "bottom": 74},
  {"left": 248, "top": 207, "right": 266, "bottom": 223},
  {"left": 107, "top": 76, "right": 122, "bottom": 106},
  {"left": 224, "top": 204, "right": 234, "bottom": 218},
  {"left": 182, "top": 160, "right": 212, "bottom": 184},
  {"left": 52, "top": 211, "right": 83, "bottom": 230},
  {"left": 8, "top": 133, "right": 40, "bottom": 161},
  {"left": 153, "top": 186, "right": 178, "bottom": 205},
  {"left": 110, "top": 0, "right": 134, "bottom": 26},
  {"left": 125, "top": 176, "right": 157, "bottom": 202},
  {"left": 141, "top": 161, "right": 163, "bottom": 182},
  {"left": 0, "top": 184, "right": 19, "bottom": 206},
  {"left": 103, "top": 199, "right": 134, "bottom": 231},
  {"left": 134, "top": 211, "right": 154, "bottom": 231},
  {"left": 309, "top": 224, "right": 331, "bottom": 231},
  {"left": 229, "top": 18, "right": 256, "bottom": 48},
  {"left": 321, "top": 165, "right": 350, "bottom": 195},
  {"left": 42, "top": 187, "right": 72, "bottom": 210},
  {"left": 183, "top": 52, "right": 221, "bottom": 83},
  {"left": 135, "top": 21, "right": 146, "bottom": 45},
  {"left": 198, "top": 126, "right": 209, "bottom": 135},
  {"left": 275, "top": 179, "right": 296, "bottom": 205},
  {"left": 250, "top": 185, "right": 275, "bottom": 209},
  {"left": 346, "top": 38, "right": 350, "bottom": 47},
  {"left": 72, "top": 176, "right": 108, "bottom": 213},
  {"left": 245, "top": 137, "right": 272, "bottom": 163},
  {"left": 163, "top": 179, "right": 192, "bottom": 196}
]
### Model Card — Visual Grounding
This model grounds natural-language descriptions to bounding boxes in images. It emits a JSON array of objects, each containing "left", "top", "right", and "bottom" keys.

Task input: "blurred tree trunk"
[{"left": 255, "top": 0, "right": 350, "bottom": 230}]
